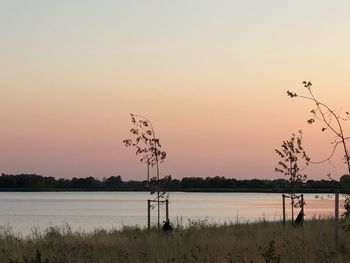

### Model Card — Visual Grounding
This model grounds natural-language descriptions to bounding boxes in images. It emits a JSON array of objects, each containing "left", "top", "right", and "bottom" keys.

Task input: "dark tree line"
[
  {"left": 0, "top": 173, "right": 344, "bottom": 192},
  {"left": 0, "top": 174, "right": 123, "bottom": 190}
]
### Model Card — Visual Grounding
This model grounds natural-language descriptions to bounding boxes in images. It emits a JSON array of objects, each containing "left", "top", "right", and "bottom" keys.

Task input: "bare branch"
[
  {"left": 309, "top": 141, "right": 342, "bottom": 164},
  {"left": 287, "top": 82, "right": 350, "bottom": 175}
]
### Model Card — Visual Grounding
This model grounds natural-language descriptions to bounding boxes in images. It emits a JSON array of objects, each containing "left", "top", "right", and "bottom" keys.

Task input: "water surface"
[{"left": 0, "top": 192, "right": 343, "bottom": 234}]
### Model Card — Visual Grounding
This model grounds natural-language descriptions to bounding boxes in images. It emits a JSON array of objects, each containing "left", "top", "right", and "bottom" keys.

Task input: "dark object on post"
[
  {"left": 162, "top": 219, "right": 173, "bottom": 232},
  {"left": 294, "top": 210, "right": 304, "bottom": 226}
]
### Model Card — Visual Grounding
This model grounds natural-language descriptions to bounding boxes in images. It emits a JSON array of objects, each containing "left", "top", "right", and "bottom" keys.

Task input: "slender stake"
[
  {"left": 301, "top": 194, "right": 304, "bottom": 214},
  {"left": 282, "top": 194, "right": 286, "bottom": 226},
  {"left": 166, "top": 199, "right": 169, "bottom": 221},
  {"left": 147, "top": 199, "right": 151, "bottom": 230},
  {"left": 291, "top": 196, "right": 294, "bottom": 224},
  {"left": 335, "top": 192, "right": 339, "bottom": 249}
]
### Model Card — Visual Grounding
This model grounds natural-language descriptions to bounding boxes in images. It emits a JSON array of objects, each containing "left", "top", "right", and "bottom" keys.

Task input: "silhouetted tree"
[
  {"left": 288, "top": 81, "right": 350, "bottom": 215},
  {"left": 340, "top": 175, "right": 350, "bottom": 190},
  {"left": 71, "top": 177, "right": 101, "bottom": 189},
  {"left": 275, "top": 130, "right": 310, "bottom": 220},
  {"left": 123, "top": 113, "right": 167, "bottom": 228},
  {"left": 105, "top": 176, "right": 123, "bottom": 189},
  {"left": 287, "top": 81, "right": 350, "bottom": 174}
]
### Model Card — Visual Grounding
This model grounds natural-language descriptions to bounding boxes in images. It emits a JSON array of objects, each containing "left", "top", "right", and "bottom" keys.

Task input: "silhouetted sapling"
[
  {"left": 123, "top": 113, "right": 167, "bottom": 229},
  {"left": 275, "top": 130, "right": 310, "bottom": 221}
]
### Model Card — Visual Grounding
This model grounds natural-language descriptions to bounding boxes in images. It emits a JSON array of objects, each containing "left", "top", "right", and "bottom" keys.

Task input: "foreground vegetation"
[{"left": 0, "top": 219, "right": 349, "bottom": 263}]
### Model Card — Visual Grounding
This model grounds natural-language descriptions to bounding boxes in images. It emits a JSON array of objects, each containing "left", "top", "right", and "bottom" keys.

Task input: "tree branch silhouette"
[
  {"left": 287, "top": 81, "right": 350, "bottom": 175},
  {"left": 275, "top": 130, "right": 310, "bottom": 202},
  {"left": 123, "top": 113, "right": 167, "bottom": 229}
]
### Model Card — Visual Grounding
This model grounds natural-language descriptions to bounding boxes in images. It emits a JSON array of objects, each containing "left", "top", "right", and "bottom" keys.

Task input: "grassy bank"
[{"left": 0, "top": 219, "right": 349, "bottom": 263}]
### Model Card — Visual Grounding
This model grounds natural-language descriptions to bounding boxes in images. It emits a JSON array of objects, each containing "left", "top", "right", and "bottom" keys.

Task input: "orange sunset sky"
[{"left": 1, "top": 1, "right": 350, "bottom": 180}]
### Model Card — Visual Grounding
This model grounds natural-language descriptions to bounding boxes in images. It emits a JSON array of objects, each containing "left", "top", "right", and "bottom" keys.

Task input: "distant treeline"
[{"left": 0, "top": 173, "right": 343, "bottom": 192}]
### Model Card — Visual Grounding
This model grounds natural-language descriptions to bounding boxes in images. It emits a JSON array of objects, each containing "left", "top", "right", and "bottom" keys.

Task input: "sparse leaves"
[
  {"left": 275, "top": 130, "right": 309, "bottom": 198},
  {"left": 123, "top": 113, "right": 167, "bottom": 167},
  {"left": 302, "top": 81, "right": 312, "bottom": 88},
  {"left": 287, "top": 91, "right": 297, "bottom": 98},
  {"left": 307, "top": 119, "right": 315, "bottom": 125},
  {"left": 123, "top": 113, "right": 169, "bottom": 226},
  {"left": 287, "top": 81, "right": 350, "bottom": 218},
  {"left": 149, "top": 175, "right": 170, "bottom": 201},
  {"left": 286, "top": 81, "right": 350, "bottom": 174}
]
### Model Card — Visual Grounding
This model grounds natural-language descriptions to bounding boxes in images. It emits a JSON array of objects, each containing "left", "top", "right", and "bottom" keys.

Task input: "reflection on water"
[{"left": 0, "top": 192, "right": 344, "bottom": 234}]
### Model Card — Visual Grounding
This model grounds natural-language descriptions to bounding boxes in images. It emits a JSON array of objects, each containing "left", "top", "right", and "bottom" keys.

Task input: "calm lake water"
[{"left": 0, "top": 192, "right": 343, "bottom": 235}]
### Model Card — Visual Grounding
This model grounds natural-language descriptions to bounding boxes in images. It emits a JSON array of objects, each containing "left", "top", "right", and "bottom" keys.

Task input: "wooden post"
[
  {"left": 166, "top": 199, "right": 169, "bottom": 221},
  {"left": 291, "top": 196, "right": 294, "bottom": 225},
  {"left": 282, "top": 194, "right": 286, "bottom": 226},
  {"left": 157, "top": 197, "right": 160, "bottom": 229},
  {"left": 301, "top": 194, "right": 304, "bottom": 214},
  {"left": 335, "top": 192, "right": 339, "bottom": 249},
  {"left": 147, "top": 199, "right": 151, "bottom": 230}
]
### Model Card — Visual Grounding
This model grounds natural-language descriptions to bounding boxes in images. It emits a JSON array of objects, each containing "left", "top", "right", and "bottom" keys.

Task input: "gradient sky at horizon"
[{"left": 1, "top": 1, "right": 350, "bottom": 180}]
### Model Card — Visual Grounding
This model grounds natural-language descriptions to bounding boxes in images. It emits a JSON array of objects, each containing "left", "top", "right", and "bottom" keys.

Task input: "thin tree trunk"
[{"left": 155, "top": 143, "right": 160, "bottom": 229}]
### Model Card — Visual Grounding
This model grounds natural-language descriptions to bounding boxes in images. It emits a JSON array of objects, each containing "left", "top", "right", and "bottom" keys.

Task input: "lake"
[{"left": 0, "top": 192, "right": 343, "bottom": 235}]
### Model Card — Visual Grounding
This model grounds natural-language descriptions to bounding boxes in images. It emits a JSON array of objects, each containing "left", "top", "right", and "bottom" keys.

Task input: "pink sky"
[{"left": 1, "top": 1, "right": 350, "bottom": 180}]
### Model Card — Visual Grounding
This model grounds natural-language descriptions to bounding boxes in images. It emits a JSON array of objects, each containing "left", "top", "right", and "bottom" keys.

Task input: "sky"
[{"left": 1, "top": 0, "right": 350, "bottom": 180}]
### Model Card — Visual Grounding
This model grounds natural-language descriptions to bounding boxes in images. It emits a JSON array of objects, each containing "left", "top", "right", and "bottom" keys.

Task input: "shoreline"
[{"left": 0, "top": 188, "right": 347, "bottom": 193}]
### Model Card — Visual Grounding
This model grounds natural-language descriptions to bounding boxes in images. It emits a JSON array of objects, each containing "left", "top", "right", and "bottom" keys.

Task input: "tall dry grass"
[{"left": 0, "top": 219, "right": 349, "bottom": 262}]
